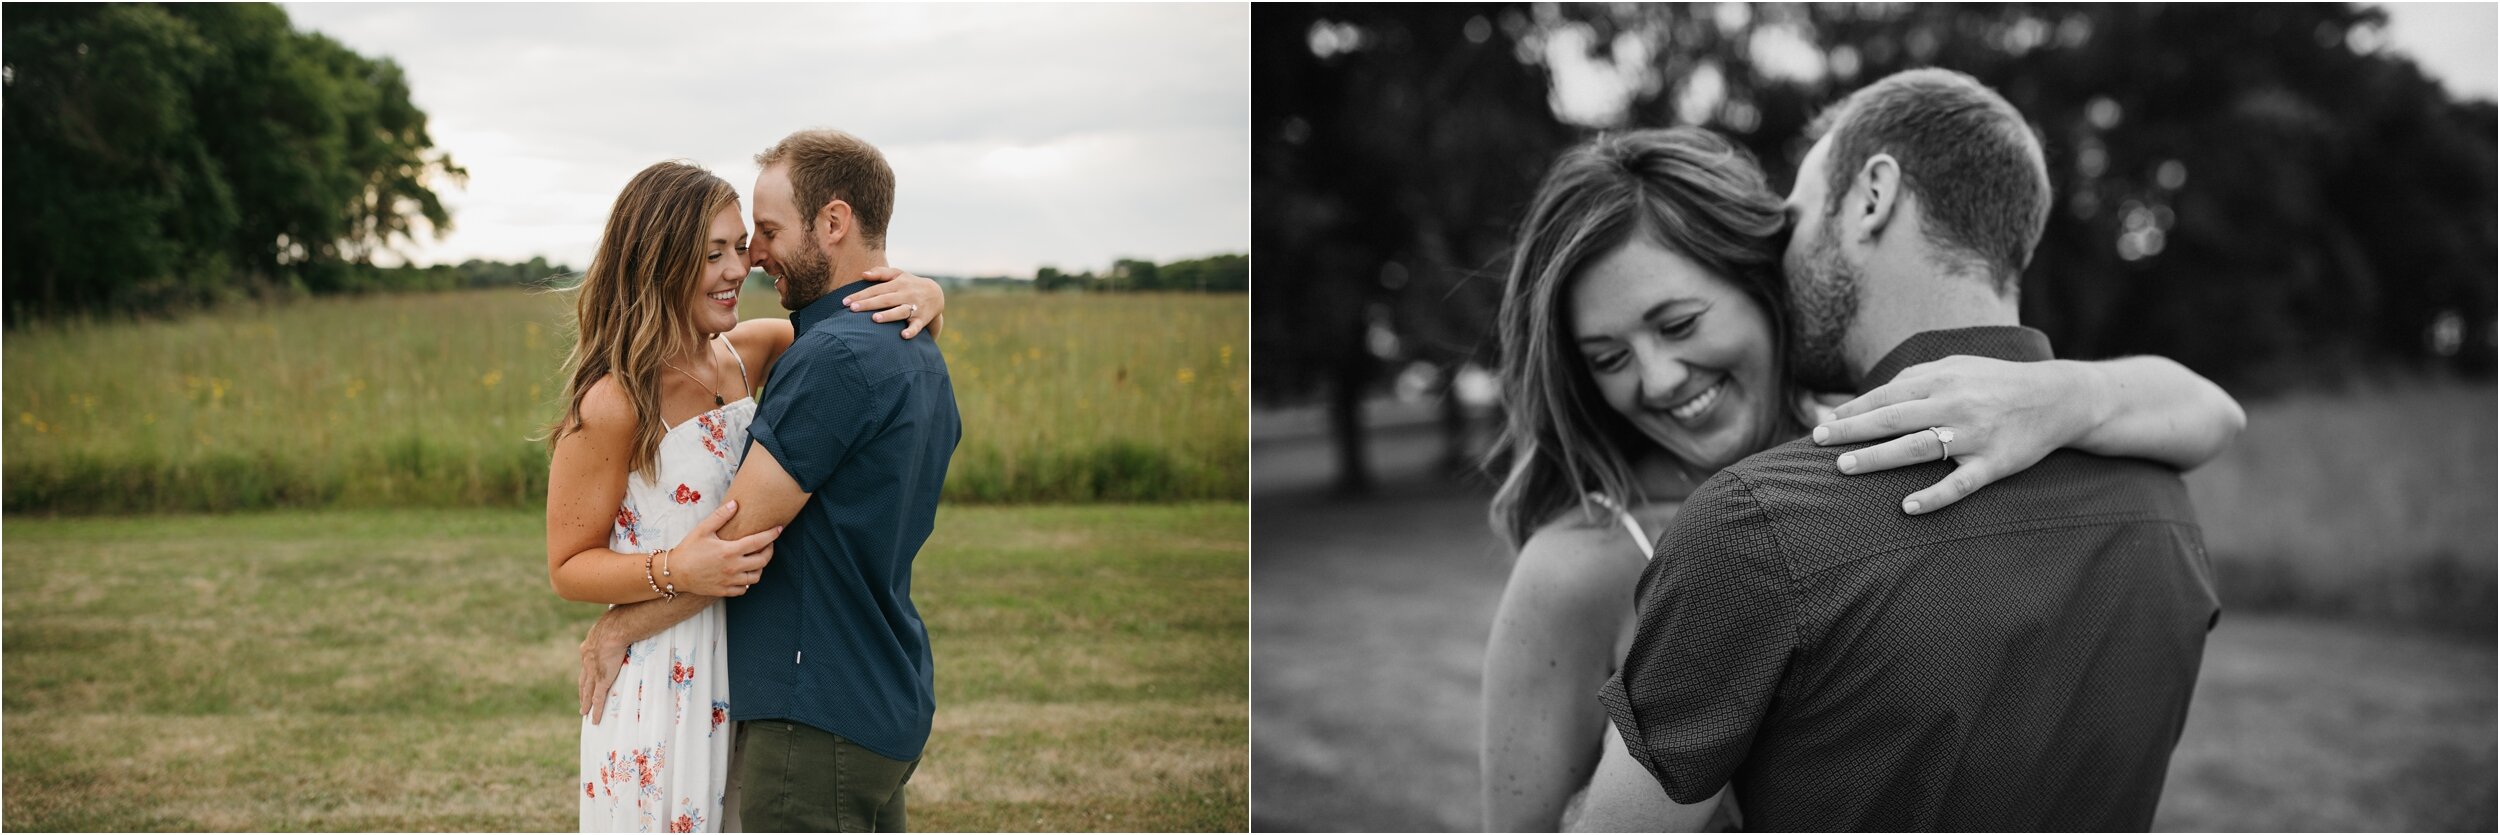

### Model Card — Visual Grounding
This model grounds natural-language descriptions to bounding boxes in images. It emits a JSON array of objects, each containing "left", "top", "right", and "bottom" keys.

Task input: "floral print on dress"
[
  {"left": 616, "top": 505, "right": 642, "bottom": 547},
  {"left": 696, "top": 412, "right": 727, "bottom": 459},
  {"left": 668, "top": 650, "right": 697, "bottom": 723},
  {"left": 584, "top": 395, "right": 751, "bottom": 833},
  {"left": 671, "top": 801, "right": 707, "bottom": 833}
]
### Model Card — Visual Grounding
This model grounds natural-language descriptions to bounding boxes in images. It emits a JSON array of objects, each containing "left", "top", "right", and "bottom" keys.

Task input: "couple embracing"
[
  {"left": 543, "top": 129, "right": 960, "bottom": 833},
  {"left": 1482, "top": 69, "right": 2239, "bottom": 830}
]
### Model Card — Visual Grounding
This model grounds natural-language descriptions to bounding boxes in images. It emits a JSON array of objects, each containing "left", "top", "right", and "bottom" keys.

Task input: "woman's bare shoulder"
[
  {"left": 727, "top": 317, "right": 793, "bottom": 349},
  {"left": 1509, "top": 515, "right": 1651, "bottom": 611},
  {"left": 567, "top": 374, "right": 638, "bottom": 439},
  {"left": 726, "top": 318, "right": 795, "bottom": 378}
]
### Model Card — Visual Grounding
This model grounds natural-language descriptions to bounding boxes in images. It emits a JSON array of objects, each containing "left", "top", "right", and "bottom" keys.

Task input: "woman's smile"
[{"left": 1660, "top": 374, "right": 1729, "bottom": 424}]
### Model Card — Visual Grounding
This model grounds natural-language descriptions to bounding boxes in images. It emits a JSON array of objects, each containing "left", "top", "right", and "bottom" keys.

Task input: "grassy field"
[
  {"left": 1, "top": 503, "right": 1248, "bottom": 831},
  {"left": 1, "top": 284, "right": 1247, "bottom": 513},
  {"left": 2181, "top": 379, "right": 2496, "bottom": 630}
]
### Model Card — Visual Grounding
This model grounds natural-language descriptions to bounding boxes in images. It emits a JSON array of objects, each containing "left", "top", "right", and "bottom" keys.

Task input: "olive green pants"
[{"left": 730, "top": 719, "right": 920, "bottom": 832}]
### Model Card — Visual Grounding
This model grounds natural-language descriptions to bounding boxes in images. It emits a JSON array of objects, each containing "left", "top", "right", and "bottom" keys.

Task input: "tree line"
[
  {"left": 1256, "top": 4, "right": 2494, "bottom": 402},
  {"left": 1255, "top": 3, "right": 2495, "bottom": 490},
  {"left": 1035, "top": 254, "right": 1248, "bottom": 293},
  {"left": 4, "top": 3, "right": 464, "bottom": 325}
]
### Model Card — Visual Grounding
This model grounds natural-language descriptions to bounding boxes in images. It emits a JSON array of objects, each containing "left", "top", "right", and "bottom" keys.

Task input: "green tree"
[
  {"left": 3, "top": 2, "right": 463, "bottom": 322},
  {"left": 1111, "top": 257, "right": 1161, "bottom": 291},
  {"left": 1157, "top": 254, "right": 1249, "bottom": 292}
]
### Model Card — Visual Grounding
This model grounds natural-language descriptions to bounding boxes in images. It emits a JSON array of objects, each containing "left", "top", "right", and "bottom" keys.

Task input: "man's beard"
[
  {"left": 775, "top": 238, "right": 836, "bottom": 311},
  {"left": 1784, "top": 223, "right": 1862, "bottom": 393}
]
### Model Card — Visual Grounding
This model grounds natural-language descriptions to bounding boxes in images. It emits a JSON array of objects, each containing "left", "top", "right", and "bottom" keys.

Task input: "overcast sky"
[
  {"left": 2378, "top": 2, "right": 2497, "bottom": 101},
  {"left": 283, "top": 3, "right": 1248, "bottom": 276}
]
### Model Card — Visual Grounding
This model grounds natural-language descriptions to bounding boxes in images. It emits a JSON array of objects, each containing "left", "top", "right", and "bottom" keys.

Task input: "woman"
[
  {"left": 1477, "top": 128, "right": 2244, "bottom": 832},
  {"left": 541, "top": 160, "right": 945, "bottom": 833}
]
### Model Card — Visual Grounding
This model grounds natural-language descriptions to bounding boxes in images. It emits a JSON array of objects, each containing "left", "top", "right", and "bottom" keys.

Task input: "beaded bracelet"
[
  {"left": 659, "top": 548, "right": 678, "bottom": 599},
  {"left": 643, "top": 552, "right": 665, "bottom": 599}
]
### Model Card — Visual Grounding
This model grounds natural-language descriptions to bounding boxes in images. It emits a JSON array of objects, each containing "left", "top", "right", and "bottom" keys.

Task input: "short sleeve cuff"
[
  {"left": 747, "top": 412, "right": 825, "bottom": 494},
  {"left": 1599, "top": 668, "right": 1727, "bottom": 805}
]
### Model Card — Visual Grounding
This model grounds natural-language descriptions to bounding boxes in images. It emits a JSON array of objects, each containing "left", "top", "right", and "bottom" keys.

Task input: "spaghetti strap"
[
  {"left": 722, "top": 336, "right": 751, "bottom": 395},
  {"left": 1585, "top": 492, "right": 1655, "bottom": 562}
]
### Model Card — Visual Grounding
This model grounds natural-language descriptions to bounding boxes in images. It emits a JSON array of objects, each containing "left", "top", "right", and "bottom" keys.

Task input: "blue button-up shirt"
[{"left": 728, "top": 280, "right": 960, "bottom": 761}]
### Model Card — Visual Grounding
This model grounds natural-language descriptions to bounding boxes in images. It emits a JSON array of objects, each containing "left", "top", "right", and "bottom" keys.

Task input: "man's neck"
[
  {"left": 1843, "top": 260, "right": 2022, "bottom": 383},
  {"left": 824, "top": 248, "right": 891, "bottom": 294}
]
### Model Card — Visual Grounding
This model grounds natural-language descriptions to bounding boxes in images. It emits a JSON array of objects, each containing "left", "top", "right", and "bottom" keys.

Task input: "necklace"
[{"left": 663, "top": 340, "right": 725, "bottom": 408}]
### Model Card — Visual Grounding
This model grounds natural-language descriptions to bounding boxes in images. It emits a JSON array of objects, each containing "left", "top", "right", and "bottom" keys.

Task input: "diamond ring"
[{"left": 1928, "top": 426, "right": 1956, "bottom": 460}]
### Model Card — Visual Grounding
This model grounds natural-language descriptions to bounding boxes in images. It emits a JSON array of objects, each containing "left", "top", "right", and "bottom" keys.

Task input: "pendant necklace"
[{"left": 664, "top": 340, "right": 725, "bottom": 407}]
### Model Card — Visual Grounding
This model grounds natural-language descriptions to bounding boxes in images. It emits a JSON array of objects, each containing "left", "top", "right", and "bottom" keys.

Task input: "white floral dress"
[{"left": 581, "top": 351, "right": 754, "bottom": 833}]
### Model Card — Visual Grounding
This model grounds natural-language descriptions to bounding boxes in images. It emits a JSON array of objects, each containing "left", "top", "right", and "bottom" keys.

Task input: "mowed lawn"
[{"left": 2, "top": 503, "right": 1247, "bottom": 831}]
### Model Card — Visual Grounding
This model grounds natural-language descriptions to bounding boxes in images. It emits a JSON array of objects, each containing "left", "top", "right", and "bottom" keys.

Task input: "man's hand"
[{"left": 578, "top": 617, "right": 629, "bottom": 724}]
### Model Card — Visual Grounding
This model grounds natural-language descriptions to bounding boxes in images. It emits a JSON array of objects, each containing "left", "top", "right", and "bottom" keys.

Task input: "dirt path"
[{"left": 1250, "top": 425, "right": 2497, "bottom": 832}]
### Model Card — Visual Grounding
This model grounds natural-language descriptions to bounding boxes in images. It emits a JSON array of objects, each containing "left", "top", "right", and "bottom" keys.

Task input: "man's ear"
[
  {"left": 1850, "top": 153, "right": 1901, "bottom": 243},
  {"left": 816, "top": 199, "right": 852, "bottom": 250}
]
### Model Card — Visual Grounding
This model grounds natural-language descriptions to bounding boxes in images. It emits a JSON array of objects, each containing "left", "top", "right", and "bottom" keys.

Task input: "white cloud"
[{"left": 283, "top": 2, "right": 1248, "bottom": 275}]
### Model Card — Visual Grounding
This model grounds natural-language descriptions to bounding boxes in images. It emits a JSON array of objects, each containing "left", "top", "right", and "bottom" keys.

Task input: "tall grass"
[
  {"left": 1, "top": 284, "right": 1246, "bottom": 513},
  {"left": 2182, "top": 379, "right": 2496, "bottom": 631}
]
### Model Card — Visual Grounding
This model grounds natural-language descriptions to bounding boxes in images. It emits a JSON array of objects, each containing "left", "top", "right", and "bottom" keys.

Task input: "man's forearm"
[{"left": 591, "top": 592, "right": 717, "bottom": 649}]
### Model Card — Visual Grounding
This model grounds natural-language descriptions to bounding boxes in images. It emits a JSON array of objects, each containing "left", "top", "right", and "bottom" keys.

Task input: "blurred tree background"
[
  {"left": 1254, "top": 2, "right": 2498, "bottom": 492},
  {"left": 1033, "top": 253, "right": 1249, "bottom": 293},
  {"left": 4, "top": 2, "right": 472, "bottom": 323}
]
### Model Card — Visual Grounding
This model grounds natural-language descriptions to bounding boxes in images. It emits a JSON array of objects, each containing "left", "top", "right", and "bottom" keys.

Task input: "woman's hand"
[
  {"left": 846, "top": 266, "right": 945, "bottom": 339},
  {"left": 666, "top": 501, "right": 783, "bottom": 597},
  {"left": 1809, "top": 355, "right": 2103, "bottom": 515}
]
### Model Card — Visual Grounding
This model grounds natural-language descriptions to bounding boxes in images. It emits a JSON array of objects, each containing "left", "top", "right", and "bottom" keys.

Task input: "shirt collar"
[
  {"left": 790, "top": 280, "right": 871, "bottom": 336},
  {"left": 1860, "top": 326, "right": 2056, "bottom": 389}
]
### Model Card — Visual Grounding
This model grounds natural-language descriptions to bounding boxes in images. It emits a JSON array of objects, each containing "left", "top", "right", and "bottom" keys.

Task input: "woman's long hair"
[
  {"left": 1486, "top": 127, "right": 1809, "bottom": 551},
  {"left": 543, "top": 161, "right": 739, "bottom": 478}
]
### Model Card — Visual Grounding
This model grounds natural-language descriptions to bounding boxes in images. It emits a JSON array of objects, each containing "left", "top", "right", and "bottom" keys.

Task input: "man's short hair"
[
  {"left": 1810, "top": 68, "right": 2050, "bottom": 290},
  {"left": 756, "top": 129, "right": 895, "bottom": 250}
]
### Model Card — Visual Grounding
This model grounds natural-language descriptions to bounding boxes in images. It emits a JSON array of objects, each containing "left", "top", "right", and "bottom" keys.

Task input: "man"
[
  {"left": 1575, "top": 69, "right": 2221, "bottom": 831},
  {"left": 582, "top": 128, "right": 962, "bottom": 832}
]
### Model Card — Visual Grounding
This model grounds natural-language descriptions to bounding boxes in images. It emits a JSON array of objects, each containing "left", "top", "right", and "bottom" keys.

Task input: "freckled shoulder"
[
  {"left": 1510, "top": 515, "right": 1653, "bottom": 615},
  {"left": 567, "top": 374, "right": 637, "bottom": 439}
]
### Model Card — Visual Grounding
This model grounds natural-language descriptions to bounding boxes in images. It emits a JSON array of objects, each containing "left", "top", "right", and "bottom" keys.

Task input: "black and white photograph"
[{"left": 1252, "top": 3, "right": 2496, "bottom": 832}]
